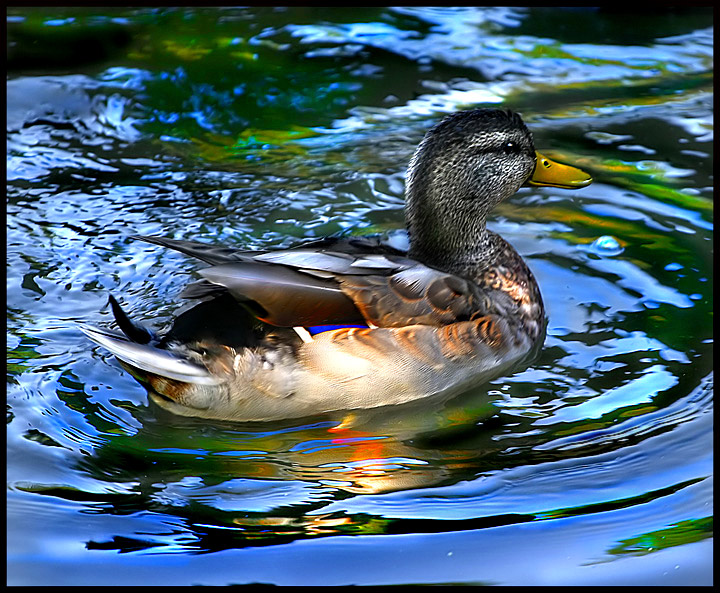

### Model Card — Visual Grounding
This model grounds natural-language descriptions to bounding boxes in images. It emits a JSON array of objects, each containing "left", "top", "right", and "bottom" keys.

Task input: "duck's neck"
[
  {"left": 403, "top": 143, "right": 512, "bottom": 279},
  {"left": 406, "top": 207, "right": 500, "bottom": 279}
]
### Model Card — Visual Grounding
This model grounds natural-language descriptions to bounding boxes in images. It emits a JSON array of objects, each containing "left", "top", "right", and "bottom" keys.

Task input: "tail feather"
[
  {"left": 108, "top": 294, "right": 153, "bottom": 344},
  {"left": 79, "top": 324, "right": 221, "bottom": 387}
]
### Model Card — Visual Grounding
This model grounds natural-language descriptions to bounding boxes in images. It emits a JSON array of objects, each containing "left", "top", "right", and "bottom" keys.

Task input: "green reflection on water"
[{"left": 606, "top": 516, "right": 713, "bottom": 557}]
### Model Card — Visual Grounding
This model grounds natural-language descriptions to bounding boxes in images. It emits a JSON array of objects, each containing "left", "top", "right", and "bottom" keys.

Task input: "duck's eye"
[{"left": 502, "top": 141, "right": 519, "bottom": 154}]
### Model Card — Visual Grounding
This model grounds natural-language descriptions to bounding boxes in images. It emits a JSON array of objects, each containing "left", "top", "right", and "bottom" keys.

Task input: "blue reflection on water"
[{"left": 6, "top": 5, "right": 713, "bottom": 587}]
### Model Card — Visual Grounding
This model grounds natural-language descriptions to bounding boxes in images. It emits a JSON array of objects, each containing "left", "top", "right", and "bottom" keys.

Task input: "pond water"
[{"left": 7, "top": 7, "right": 713, "bottom": 586}]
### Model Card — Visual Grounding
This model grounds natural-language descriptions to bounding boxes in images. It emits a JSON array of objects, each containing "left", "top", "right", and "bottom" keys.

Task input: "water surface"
[{"left": 7, "top": 6, "right": 713, "bottom": 586}]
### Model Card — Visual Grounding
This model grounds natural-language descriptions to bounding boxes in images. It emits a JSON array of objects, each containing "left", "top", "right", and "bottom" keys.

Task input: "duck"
[{"left": 81, "top": 108, "right": 591, "bottom": 422}]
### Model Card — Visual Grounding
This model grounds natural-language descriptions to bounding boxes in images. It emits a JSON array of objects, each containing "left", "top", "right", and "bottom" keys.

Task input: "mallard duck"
[{"left": 81, "top": 108, "right": 591, "bottom": 422}]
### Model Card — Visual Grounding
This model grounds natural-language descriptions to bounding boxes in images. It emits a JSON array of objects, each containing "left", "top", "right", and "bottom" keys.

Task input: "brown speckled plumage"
[{"left": 81, "top": 108, "right": 590, "bottom": 421}]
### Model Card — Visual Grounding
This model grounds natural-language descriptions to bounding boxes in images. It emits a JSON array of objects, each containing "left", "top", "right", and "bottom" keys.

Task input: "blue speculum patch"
[{"left": 306, "top": 324, "right": 368, "bottom": 335}]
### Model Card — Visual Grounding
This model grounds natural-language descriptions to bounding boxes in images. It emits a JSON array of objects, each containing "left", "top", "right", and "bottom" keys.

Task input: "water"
[{"left": 7, "top": 7, "right": 713, "bottom": 586}]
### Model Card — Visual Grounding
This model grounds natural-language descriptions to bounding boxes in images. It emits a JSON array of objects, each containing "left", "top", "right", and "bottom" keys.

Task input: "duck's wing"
[
  {"left": 135, "top": 235, "right": 368, "bottom": 326},
  {"left": 134, "top": 234, "right": 408, "bottom": 266},
  {"left": 134, "top": 234, "right": 252, "bottom": 266},
  {"left": 337, "top": 264, "right": 484, "bottom": 328},
  {"left": 135, "top": 235, "right": 485, "bottom": 329}
]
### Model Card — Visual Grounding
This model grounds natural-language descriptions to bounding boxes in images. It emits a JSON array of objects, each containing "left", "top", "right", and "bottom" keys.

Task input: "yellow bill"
[{"left": 529, "top": 151, "right": 592, "bottom": 189}]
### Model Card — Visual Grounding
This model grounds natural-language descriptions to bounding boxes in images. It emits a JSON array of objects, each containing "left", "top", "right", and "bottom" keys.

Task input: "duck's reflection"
[{"left": 62, "top": 380, "right": 534, "bottom": 551}]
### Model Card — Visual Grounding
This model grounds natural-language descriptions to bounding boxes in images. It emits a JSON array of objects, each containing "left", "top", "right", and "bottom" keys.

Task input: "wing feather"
[{"left": 135, "top": 234, "right": 486, "bottom": 329}]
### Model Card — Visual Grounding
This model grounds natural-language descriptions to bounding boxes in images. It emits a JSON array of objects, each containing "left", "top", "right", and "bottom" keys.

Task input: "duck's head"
[{"left": 405, "top": 108, "right": 591, "bottom": 272}]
